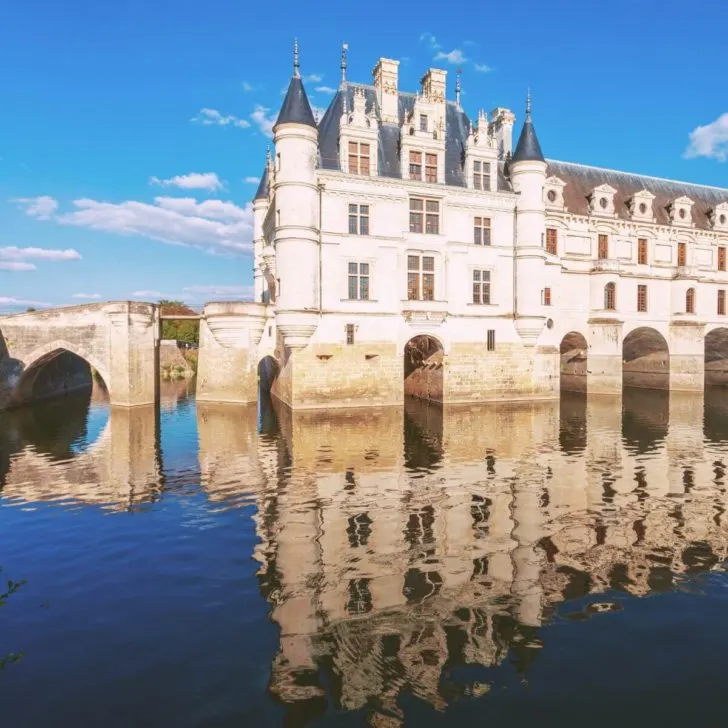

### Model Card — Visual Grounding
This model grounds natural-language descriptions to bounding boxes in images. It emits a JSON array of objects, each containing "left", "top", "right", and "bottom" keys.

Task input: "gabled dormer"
[
  {"left": 400, "top": 70, "right": 447, "bottom": 184},
  {"left": 627, "top": 189, "right": 655, "bottom": 223},
  {"left": 544, "top": 175, "right": 566, "bottom": 210},
  {"left": 668, "top": 195, "right": 694, "bottom": 227},
  {"left": 339, "top": 86, "right": 379, "bottom": 176},
  {"left": 588, "top": 184, "right": 617, "bottom": 217},
  {"left": 710, "top": 201, "right": 728, "bottom": 232},
  {"left": 464, "top": 110, "right": 498, "bottom": 192}
]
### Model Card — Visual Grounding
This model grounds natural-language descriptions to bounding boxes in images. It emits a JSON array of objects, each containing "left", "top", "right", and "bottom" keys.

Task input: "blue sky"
[{"left": 1, "top": 0, "right": 726, "bottom": 310}]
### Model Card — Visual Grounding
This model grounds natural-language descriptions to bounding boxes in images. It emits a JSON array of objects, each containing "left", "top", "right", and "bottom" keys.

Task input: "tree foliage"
[{"left": 159, "top": 299, "right": 199, "bottom": 345}]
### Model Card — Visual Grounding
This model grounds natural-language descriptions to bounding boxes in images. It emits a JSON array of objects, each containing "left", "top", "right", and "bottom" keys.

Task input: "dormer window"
[
  {"left": 668, "top": 196, "right": 694, "bottom": 227},
  {"left": 419, "top": 114, "right": 428, "bottom": 132},
  {"left": 628, "top": 190, "right": 655, "bottom": 222},
  {"left": 710, "top": 202, "right": 728, "bottom": 232},
  {"left": 473, "top": 161, "right": 491, "bottom": 191},
  {"left": 544, "top": 176, "right": 566, "bottom": 209},
  {"left": 588, "top": 184, "right": 617, "bottom": 216},
  {"left": 409, "top": 150, "right": 437, "bottom": 183},
  {"left": 348, "top": 141, "right": 370, "bottom": 175}
]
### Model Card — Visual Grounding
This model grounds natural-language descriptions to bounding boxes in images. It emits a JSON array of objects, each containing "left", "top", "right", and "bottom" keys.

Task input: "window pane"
[
  {"left": 483, "top": 228, "right": 491, "bottom": 246},
  {"left": 426, "top": 200, "right": 439, "bottom": 212},
  {"left": 348, "top": 155, "right": 358, "bottom": 174},
  {"left": 348, "top": 262, "right": 358, "bottom": 274},
  {"left": 360, "top": 205, "right": 369, "bottom": 215},
  {"left": 349, "top": 204, "right": 357, "bottom": 214},
  {"left": 407, "top": 272, "right": 419, "bottom": 300},
  {"left": 361, "top": 144, "right": 370, "bottom": 156},
  {"left": 360, "top": 263, "right": 369, "bottom": 275},
  {"left": 349, "top": 216, "right": 358, "bottom": 234},
  {"left": 425, "top": 153, "right": 437, "bottom": 165},
  {"left": 426, "top": 214, "right": 439, "bottom": 234},
  {"left": 474, "top": 227, "right": 481, "bottom": 245},
  {"left": 408, "top": 255, "right": 420, "bottom": 271},
  {"left": 483, "top": 283, "right": 490, "bottom": 304},
  {"left": 472, "top": 283, "right": 480, "bottom": 304},
  {"left": 348, "top": 141, "right": 357, "bottom": 153},
  {"left": 348, "top": 276, "right": 357, "bottom": 299},
  {"left": 474, "top": 161, "right": 481, "bottom": 172},
  {"left": 410, "top": 151, "right": 422, "bottom": 163},
  {"left": 422, "top": 256, "right": 434, "bottom": 271},
  {"left": 473, "top": 270, "right": 481, "bottom": 282},
  {"left": 409, "top": 213, "right": 422, "bottom": 233},
  {"left": 410, "top": 198, "right": 423, "bottom": 211},
  {"left": 360, "top": 276, "right": 369, "bottom": 300},
  {"left": 360, "top": 157, "right": 370, "bottom": 175},
  {"left": 360, "top": 216, "right": 369, "bottom": 235},
  {"left": 422, "top": 274, "right": 434, "bottom": 300},
  {"left": 483, "top": 270, "right": 490, "bottom": 281}
]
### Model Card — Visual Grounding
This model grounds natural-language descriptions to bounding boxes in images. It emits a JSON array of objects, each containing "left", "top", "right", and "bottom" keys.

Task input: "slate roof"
[
  {"left": 317, "top": 83, "right": 512, "bottom": 192},
  {"left": 512, "top": 118, "right": 545, "bottom": 163},
  {"left": 275, "top": 76, "right": 316, "bottom": 130},
  {"left": 547, "top": 160, "right": 728, "bottom": 231},
  {"left": 254, "top": 165, "right": 269, "bottom": 201}
]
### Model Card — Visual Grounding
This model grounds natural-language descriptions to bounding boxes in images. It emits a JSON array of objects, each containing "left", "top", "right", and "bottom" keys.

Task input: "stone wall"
[{"left": 159, "top": 340, "right": 194, "bottom": 378}]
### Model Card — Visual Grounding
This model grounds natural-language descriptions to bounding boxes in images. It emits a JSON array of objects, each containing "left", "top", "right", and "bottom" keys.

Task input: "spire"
[
  {"left": 511, "top": 89, "right": 544, "bottom": 163},
  {"left": 254, "top": 162, "right": 270, "bottom": 201},
  {"left": 274, "top": 38, "right": 317, "bottom": 131},
  {"left": 293, "top": 37, "right": 300, "bottom": 79},
  {"left": 455, "top": 67, "right": 462, "bottom": 108},
  {"left": 340, "top": 42, "right": 348, "bottom": 85}
]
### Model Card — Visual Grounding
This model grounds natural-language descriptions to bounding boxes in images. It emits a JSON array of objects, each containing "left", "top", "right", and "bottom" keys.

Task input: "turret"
[
  {"left": 252, "top": 151, "right": 270, "bottom": 303},
  {"left": 272, "top": 38, "right": 320, "bottom": 349},
  {"left": 510, "top": 92, "right": 548, "bottom": 345}
]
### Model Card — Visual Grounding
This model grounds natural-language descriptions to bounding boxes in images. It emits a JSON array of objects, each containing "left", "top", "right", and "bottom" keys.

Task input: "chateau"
[{"left": 214, "top": 41, "right": 728, "bottom": 410}]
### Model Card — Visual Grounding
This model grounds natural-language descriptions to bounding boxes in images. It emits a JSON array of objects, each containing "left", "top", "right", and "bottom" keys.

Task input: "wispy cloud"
[
  {"left": 684, "top": 113, "right": 728, "bottom": 161},
  {"left": 72, "top": 293, "right": 102, "bottom": 299},
  {"left": 434, "top": 48, "right": 466, "bottom": 64},
  {"left": 56, "top": 196, "right": 253, "bottom": 254},
  {"left": 149, "top": 172, "right": 224, "bottom": 192},
  {"left": 183, "top": 284, "right": 253, "bottom": 300},
  {"left": 0, "top": 296, "right": 51, "bottom": 308},
  {"left": 244, "top": 176, "right": 261, "bottom": 184},
  {"left": 0, "top": 246, "right": 81, "bottom": 271},
  {"left": 250, "top": 105, "right": 276, "bottom": 138},
  {"left": 303, "top": 73, "right": 323, "bottom": 83},
  {"left": 191, "top": 108, "right": 250, "bottom": 128},
  {"left": 12, "top": 195, "right": 59, "bottom": 219},
  {"left": 242, "top": 81, "right": 255, "bottom": 92},
  {"left": 419, "top": 32, "right": 441, "bottom": 50},
  {"left": 315, "top": 86, "right": 337, "bottom": 95},
  {"left": 475, "top": 63, "right": 492, "bottom": 73}
]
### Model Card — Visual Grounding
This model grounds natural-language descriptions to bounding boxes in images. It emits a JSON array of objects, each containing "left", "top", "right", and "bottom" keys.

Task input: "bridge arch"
[
  {"left": 404, "top": 334, "right": 444, "bottom": 402},
  {"left": 705, "top": 327, "right": 728, "bottom": 387},
  {"left": 559, "top": 331, "right": 588, "bottom": 393},
  {"left": 622, "top": 327, "right": 669, "bottom": 390},
  {"left": 12, "top": 340, "right": 110, "bottom": 406}
]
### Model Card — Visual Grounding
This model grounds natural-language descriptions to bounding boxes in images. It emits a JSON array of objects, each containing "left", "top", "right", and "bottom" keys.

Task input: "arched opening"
[
  {"left": 560, "top": 332, "right": 588, "bottom": 393},
  {"left": 13, "top": 349, "right": 108, "bottom": 407},
  {"left": 257, "top": 356, "right": 280, "bottom": 434},
  {"left": 686, "top": 287, "right": 696, "bottom": 314},
  {"left": 404, "top": 335, "right": 444, "bottom": 402},
  {"left": 622, "top": 327, "right": 669, "bottom": 390},
  {"left": 604, "top": 282, "right": 616, "bottom": 311},
  {"left": 705, "top": 328, "right": 728, "bottom": 387}
]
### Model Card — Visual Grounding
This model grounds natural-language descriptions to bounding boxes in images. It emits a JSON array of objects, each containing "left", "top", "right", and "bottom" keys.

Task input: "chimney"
[
  {"left": 489, "top": 107, "right": 516, "bottom": 160},
  {"left": 373, "top": 58, "right": 399, "bottom": 124},
  {"left": 420, "top": 68, "right": 447, "bottom": 104}
]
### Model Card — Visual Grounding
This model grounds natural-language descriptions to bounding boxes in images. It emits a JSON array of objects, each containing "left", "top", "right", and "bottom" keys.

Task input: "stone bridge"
[{"left": 0, "top": 302, "right": 159, "bottom": 409}]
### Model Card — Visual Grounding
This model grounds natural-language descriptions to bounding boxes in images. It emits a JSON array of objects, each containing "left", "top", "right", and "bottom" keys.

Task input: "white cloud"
[
  {"left": 72, "top": 293, "right": 102, "bottom": 299},
  {"left": 434, "top": 48, "right": 466, "bottom": 64},
  {"left": 303, "top": 73, "right": 323, "bottom": 83},
  {"left": 0, "top": 296, "right": 51, "bottom": 307},
  {"left": 0, "top": 261, "right": 36, "bottom": 271},
  {"left": 132, "top": 290, "right": 164, "bottom": 297},
  {"left": 183, "top": 284, "right": 253, "bottom": 299},
  {"left": 685, "top": 113, "right": 728, "bottom": 161},
  {"left": 12, "top": 195, "right": 59, "bottom": 219},
  {"left": 242, "top": 81, "right": 255, "bottom": 92},
  {"left": 250, "top": 105, "right": 276, "bottom": 138},
  {"left": 475, "top": 63, "right": 492, "bottom": 73},
  {"left": 56, "top": 196, "right": 253, "bottom": 254},
  {"left": 315, "top": 86, "right": 337, "bottom": 95},
  {"left": 419, "top": 32, "right": 441, "bottom": 50},
  {"left": 0, "top": 246, "right": 81, "bottom": 263},
  {"left": 149, "top": 172, "right": 224, "bottom": 192},
  {"left": 244, "top": 176, "right": 261, "bottom": 184},
  {"left": 312, "top": 105, "right": 327, "bottom": 121},
  {"left": 191, "top": 108, "right": 250, "bottom": 129}
]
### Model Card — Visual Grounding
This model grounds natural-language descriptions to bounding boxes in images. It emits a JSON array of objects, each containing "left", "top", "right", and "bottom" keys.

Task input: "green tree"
[{"left": 159, "top": 299, "right": 199, "bottom": 345}]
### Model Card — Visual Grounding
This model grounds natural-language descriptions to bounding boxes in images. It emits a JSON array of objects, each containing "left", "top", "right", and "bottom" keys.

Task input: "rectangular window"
[
  {"left": 473, "top": 161, "right": 491, "bottom": 190},
  {"left": 719, "top": 290, "right": 726, "bottom": 316},
  {"left": 348, "top": 141, "right": 370, "bottom": 175},
  {"left": 419, "top": 114, "right": 428, "bottom": 132},
  {"left": 542, "top": 287, "right": 552, "bottom": 306},
  {"left": 409, "top": 151, "right": 422, "bottom": 181},
  {"left": 474, "top": 217, "right": 491, "bottom": 246},
  {"left": 347, "top": 262, "right": 370, "bottom": 300},
  {"left": 598, "top": 234, "right": 609, "bottom": 259},
  {"left": 346, "top": 324, "right": 355, "bottom": 345},
  {"left": 483, "top": 162, "right": 491, "bottom": 191},
  {"left": 407, "top": 254, "right": 435, "bottom": 301},
  {"left": 719, "top": 246, "right": 726, "bottom": 271},
  {"left": 348, "top": 204, "right": 370, "bottom": 235},
  {"left": 425, "top": 153, "right": 437, "bottom": 183},
  {"left": 410, "top": 198, "right": 440, "bottom": 235},
  {"left": 472, "top": 270, "right": 491, "bottom": 304},
  {"left": 546, "top": 228, "right": 558, "bottom": 255},
  {"left": 637, "top": 284, "right": 648, "bottom": 312},
  {"left": 638, "top": 238, "right": 648, "bottom": 265},
  {"left": 487, "top": 329, "right": 496, "bottom": 351},
  {"left": 678, "top": 242, "right": 687, "bottom": 267}
]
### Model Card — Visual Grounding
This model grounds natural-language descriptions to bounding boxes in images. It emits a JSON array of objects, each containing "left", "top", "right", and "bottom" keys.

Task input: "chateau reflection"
[
  {"left": 0, "top": 392, "right": 161, "bottom": 510},
  {"left": 203, "top": 389, "right": 728, "bottom": 727}
]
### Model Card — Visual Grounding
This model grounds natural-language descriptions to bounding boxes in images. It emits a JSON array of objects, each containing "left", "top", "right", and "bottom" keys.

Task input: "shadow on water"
[
  {"left": 403, "top": 396, "right": 443, "bottom": 471},
  {"left": 559, "top": 391, "right": 587, "bottom": 454},
  {"left": 622, "top": 387, "right": 669, "bottom": 453}
]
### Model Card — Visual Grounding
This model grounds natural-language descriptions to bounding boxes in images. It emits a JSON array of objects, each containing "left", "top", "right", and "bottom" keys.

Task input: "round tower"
[
  {"left": 510, "top": 91, "right": 548, "bottom": 345},
  {"left": 252, "top": 149, "right": 271, "bottom": 303},
  {"left": 272, "top": 38, "right": 320, "bottom": 350}
]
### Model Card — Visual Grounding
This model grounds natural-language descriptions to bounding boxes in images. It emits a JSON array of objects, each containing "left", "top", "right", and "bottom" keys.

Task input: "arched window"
[
  {"left": 604, "top": 282, "right": 616, "bottom": 311},
  {"left": 686, "top": 287, "right": 696, "bottom": 314}
]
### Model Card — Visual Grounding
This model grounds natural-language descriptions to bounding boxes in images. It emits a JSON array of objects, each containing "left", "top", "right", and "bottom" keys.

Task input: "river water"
[{"left": 1, "top": 381, "right": 728, "bottom": 726}]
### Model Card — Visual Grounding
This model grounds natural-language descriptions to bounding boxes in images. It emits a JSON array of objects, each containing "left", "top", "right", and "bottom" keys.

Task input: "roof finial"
[
  {"left": 341, "top": 42, "right": 348, "bottom": 85},
  {"left": 293, "top": 37, "right": 300, "bottom": 79},
  {"left": 455, "top": 67, "right": 462, "bottom": 108},
  {"left": 526, "top": 88, "right": 532, "bottom": 122}
]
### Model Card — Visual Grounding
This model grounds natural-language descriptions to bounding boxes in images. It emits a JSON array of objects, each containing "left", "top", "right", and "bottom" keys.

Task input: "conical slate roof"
[
  {"left": 274, "top": 76, "right": 316, "bottom": 130},
  {"left": 512, "top": 93, "right": 545, "bottom": 164},
  {"left": 254, "top": 165, "right": 269, "bottom": 200}
]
